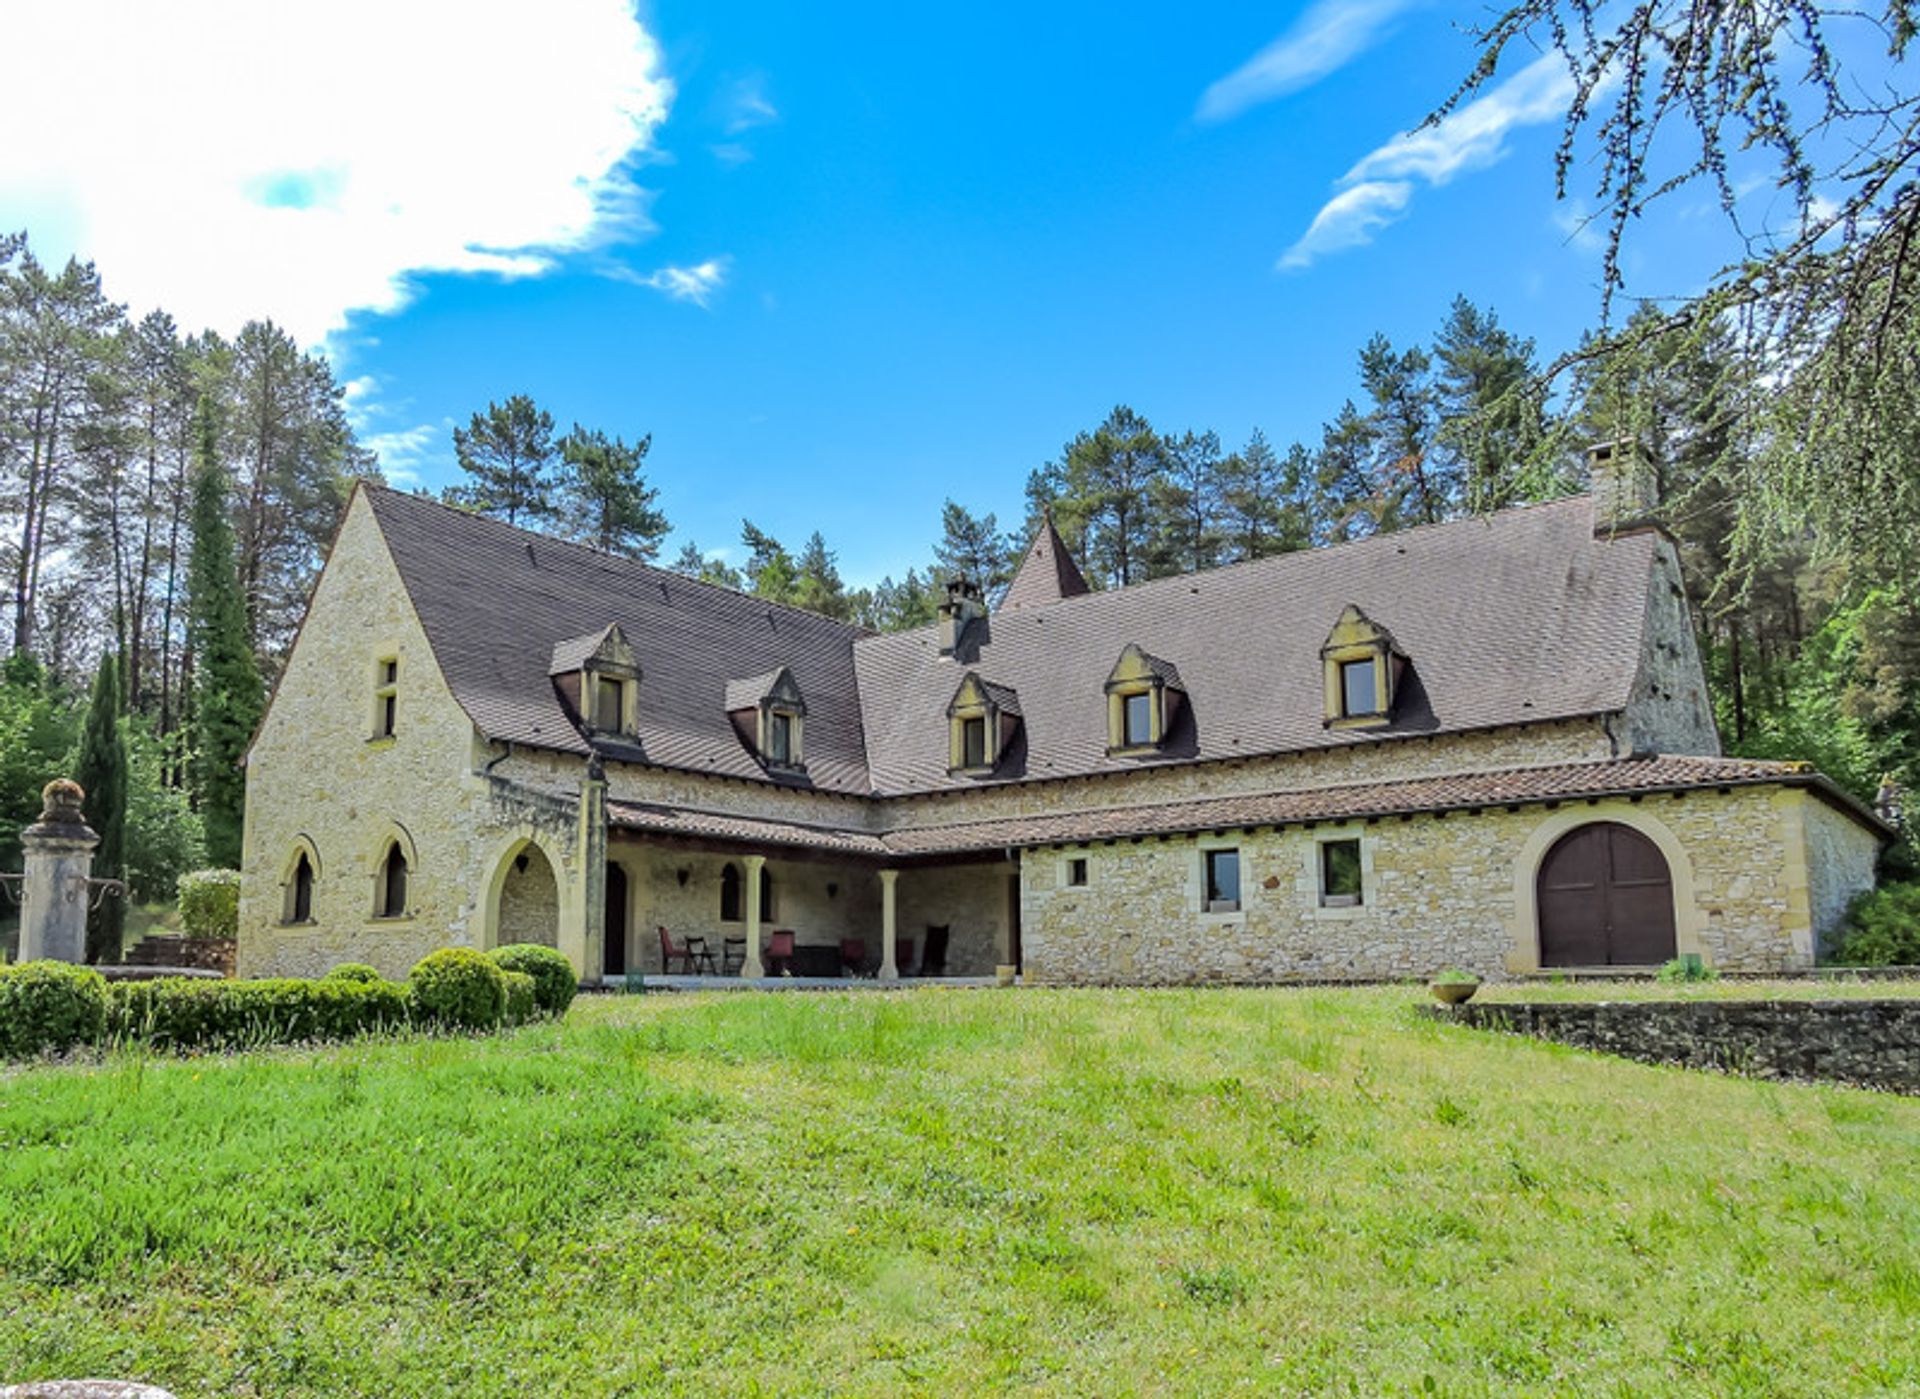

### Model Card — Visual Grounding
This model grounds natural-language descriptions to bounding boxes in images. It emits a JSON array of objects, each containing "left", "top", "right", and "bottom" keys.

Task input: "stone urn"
[{"left": 1429, "top": 978, "right": 1481, "bottom": 1006}]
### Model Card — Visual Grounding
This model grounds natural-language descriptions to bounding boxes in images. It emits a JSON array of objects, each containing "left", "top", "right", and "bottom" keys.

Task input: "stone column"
[
  {"left": 18, "top": 780, "right": 99, "bottom": 965},
  {"left": 879, "top": 868, "right": 900, "bottom": 982},
  {"left": 574, "top": 757, "right": 608, "bottom": 982},
  {"left": 742, "top": 853, "right": 766, "bottom": 979}
]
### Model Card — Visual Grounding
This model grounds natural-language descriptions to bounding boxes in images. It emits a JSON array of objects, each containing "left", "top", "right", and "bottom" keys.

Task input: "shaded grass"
[{"left": 1, "top": 986, "right": 1918, "bottom": 1395}]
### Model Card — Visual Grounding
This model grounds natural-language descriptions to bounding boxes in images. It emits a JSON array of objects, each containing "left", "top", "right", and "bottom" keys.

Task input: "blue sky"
[{"left": 4, "top": 1, "right": 1791, "bottom": 585}]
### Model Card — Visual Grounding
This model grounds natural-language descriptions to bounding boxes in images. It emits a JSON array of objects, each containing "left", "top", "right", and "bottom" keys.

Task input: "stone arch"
[
  {"left": 496, "top": 842, "right": 561, "bottom": 949},
  {"left": 279, "top": 834, "right": 322, "bottom": 924},
  {"left": 476, "top": 830, "right": 573, "bottom": 954},
  {"left": 367, "top": 823, "right": 419, "bottom": 920},
  {"left": 1506, "top": 802, "right": 1702, "bottom": 973}
]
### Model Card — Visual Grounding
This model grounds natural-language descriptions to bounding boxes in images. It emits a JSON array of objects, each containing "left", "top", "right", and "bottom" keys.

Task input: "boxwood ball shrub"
[
  {"left": 0, "top": 961, "right": 109, "bottom": 1058},
  {"left": 323, "top": 963, "right": 385, "bottom": 984},
  {"left": 408, "top": 948, "right": 507, "bottom": 1030},
  {"left": 487, "top": 943, "right": 577, "bottom": 1018},
  {"left": 501, "top": 969, "right": 536, "bottom": 1026},
  {"left": 177, "top": 869, "right": 243, "bottom": 940}
]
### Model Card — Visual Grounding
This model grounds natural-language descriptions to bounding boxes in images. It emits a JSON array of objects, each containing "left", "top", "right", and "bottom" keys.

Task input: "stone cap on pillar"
[{"left": 22, "top": 779, "right": 99, "bottom": 847}]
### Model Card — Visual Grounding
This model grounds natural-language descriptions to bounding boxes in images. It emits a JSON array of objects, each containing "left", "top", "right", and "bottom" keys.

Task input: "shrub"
[
  {"left": 109, "top": 976, "right": 410, "bottom": 1051},
  {"left": 324, "top": 963, "right": 385, "bottom": 984},
  {"left": 501, "top": 970, "right": 536, "bottom": 1025},
  {"left": 1432, "top": 967, "right": 1480, "bottom": 985},
  {"left": 177, "top": 869, "right": 242, "bottom": 940},
  {"left": 407, "top": 948, "right": 506, "bottom": 1030},
  {"left": 487, "top": 943, "right": 577, "bottom": 1018},
  {"left": 0, "top": 961, "right": 108, "bottom": 1057},
  {"left": 1657, "top": 955, "right": 1720, "bottom": 983},
  {"left": 1831, "top": 881, "right": 1920, "bottom": 966}
]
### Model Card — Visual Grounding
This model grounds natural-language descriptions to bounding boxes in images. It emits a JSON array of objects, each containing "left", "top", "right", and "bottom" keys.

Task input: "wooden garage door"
[{"left": 1537, "top": 822, "right": 1677, "bottom": 967}]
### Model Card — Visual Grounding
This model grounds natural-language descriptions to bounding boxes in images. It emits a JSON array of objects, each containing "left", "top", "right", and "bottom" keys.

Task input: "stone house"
[{"left": 237, "top": 456, "right": 1890, "bottom": 984}]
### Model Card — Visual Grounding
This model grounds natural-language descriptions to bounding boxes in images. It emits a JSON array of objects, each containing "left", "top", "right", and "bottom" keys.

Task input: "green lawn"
[{"left": 2, "top": 987, "right": 1918, "bottom": 1397}]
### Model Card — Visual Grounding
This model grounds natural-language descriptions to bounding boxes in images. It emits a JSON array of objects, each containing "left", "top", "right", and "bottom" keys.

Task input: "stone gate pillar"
[{"left": 18, "top": 779, "right": 99, "bottom": 965}]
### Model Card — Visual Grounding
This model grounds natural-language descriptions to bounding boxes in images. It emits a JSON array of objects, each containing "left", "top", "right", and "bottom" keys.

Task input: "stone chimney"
[
  {"left": 1588, "top": 439, "right": 1659, "bottom": 536},
  {"left": 936, "top": 577, "right": 986, "bottom": 657}
]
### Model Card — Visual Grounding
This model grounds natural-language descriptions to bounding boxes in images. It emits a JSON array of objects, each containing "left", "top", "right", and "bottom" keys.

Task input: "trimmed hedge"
[
  {"left": 0, "top": 961, "right": 109, "bottom": 1058},
  {"left": 178, "top": 869, "right": 242, "bottom": 940},
  {"left": 111, "top": 977, "right": 410, "bottom": 1051},
  {"left": 323, "top": 963, "right": 386, "bottom": 984},
  {"left": 487, "top": 944, "right": 577, "bottom": 1018},
  {"left": 501, "top": 970, "right": 536, "bottom": 1026},
  {"left": 408, "top": 948, "right": 507, "bottom": 1030}
]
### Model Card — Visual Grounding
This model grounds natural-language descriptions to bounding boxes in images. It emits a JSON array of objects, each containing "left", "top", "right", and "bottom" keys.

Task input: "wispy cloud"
[
  {"left": 1280, "top": 52, "right": 1575, "bottom": 269},
  {"left": 617, "top": 257, "right": 732, "bottom": 307},
  {"left": 0, "top": 0, "right": 672, "bottom": 347},
  {"left": 360, "top": 423, "right": 444, "bottom": 488},
  {"left": 722, "top": 75, "right": 779, "bottom": 135},
  {"left": 1197, "top": 0, "right": 1421, "bottom": 123}
]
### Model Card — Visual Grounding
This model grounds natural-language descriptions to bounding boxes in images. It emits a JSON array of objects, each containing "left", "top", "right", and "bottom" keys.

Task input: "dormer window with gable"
[
  {"left": 1320, "top": 605, "right": 1404, "bottom": 729},
  {"left": 1105, "top": 643, "right": 1183, "bottom": 755},
  {"left": 550, "top": 623, "right": 641, "bottom": 741},
  {"left": 947, "top": 671, "right": 1020, "bottom": 777},
  {"left": 727, "top": 666, "right": 807, "bottom": 774}
]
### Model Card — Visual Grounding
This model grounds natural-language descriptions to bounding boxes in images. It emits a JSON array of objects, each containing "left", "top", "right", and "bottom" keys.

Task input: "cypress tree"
[
  {"left": 186, "top": 393, "right": 262, "bottom": 868},
  {"left": 74, "top": 651, "right": 128, "bottom": 963}
]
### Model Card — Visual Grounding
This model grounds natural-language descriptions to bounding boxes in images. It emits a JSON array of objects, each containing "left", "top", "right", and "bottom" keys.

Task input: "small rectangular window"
[
  {"left": 1321, "top": 838, "right": 1363, "bottom": 906},
  {"left": 1123, "top": 691, "right": 1153, "bottom": 746},
  {"left": 1205, "top": 848, "right": 1240, "bottom": 911},
  {"left": 373, "top": 656, "right": 399, "bottom": 739},
  {"left": 769, "top": 711, "right": 792, "bottom": 763},
  {"left": 1067, "top": 856, "right": 1088, "bottom": 887},
  {"left": 1340, "top": 659, "right": 1378, "bottom": 717},
  {"left": 596, "top": 676, "right": 624, "bottom": 731},
  {"left": 961, "top": 715, "right": 987, "bottom": 768}
]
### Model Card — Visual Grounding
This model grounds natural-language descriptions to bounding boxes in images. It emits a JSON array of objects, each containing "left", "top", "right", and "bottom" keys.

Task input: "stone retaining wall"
[{"left": 1440, "top": 998, "right": 1920, "bottom": 1094}]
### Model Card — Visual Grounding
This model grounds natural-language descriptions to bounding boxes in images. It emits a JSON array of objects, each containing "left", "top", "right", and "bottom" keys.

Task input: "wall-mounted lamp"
[
  {"left": 676, "top": 867, "right": 690, "bottom": 886},
  {"left": 826, "top": 881, "right": 838, "bottom": 899},
  {"left": 514, "top": 853, "right": 530, "bottom": 874}
]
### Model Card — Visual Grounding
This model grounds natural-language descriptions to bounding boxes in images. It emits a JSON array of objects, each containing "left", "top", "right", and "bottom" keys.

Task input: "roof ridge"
[
  {"left": 856, "top": 493, "right": 1599, "bottom": 647},
  {"left": 361, "top": 481, "right": 875, "bottom": 637}
]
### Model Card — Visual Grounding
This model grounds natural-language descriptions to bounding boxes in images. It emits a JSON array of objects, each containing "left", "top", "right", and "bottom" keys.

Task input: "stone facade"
[
  {"left": 1017, "top": 787, "right": 1875, "bottom": 985},
  {"left": 238, "top": 492, "right": 1886, "bottom": 988}
]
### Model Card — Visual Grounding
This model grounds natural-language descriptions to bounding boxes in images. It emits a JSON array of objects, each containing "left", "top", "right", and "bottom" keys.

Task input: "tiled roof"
[
  {"left": 1000, "top": 514, "right": 1091, "bottom": 612},
  {"left": 363, "top": 486, "right": 876, "bottom": 794},
  {"left": 724, "top": 669, "right": 786, "bottom": 714},
  {"left": 606, "top": 756, "right": 1883, "bottom": 859},
  {"left": 366, "top": 485, "right": 1670, "bottom": 800},
  {"left": 854, "top": 496, "right": 1658, "bottom": 793}
]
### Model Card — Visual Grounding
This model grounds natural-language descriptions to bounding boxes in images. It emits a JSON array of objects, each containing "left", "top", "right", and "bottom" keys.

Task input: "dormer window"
[
  {"left": 727, "top": 666, "right": 807, "bottom": 774},
  {"left": 1321, "top": 605, "right": 1403, "bottom": 729},
  {"left": 1105, "top": 643, "right": 1183, "bottom": 755},
  {"left": 947, "top": 671, "right": 1019, "bottom": 777},
  {"left": 551, "top": 623, "right": 641, "bottom": 741}
]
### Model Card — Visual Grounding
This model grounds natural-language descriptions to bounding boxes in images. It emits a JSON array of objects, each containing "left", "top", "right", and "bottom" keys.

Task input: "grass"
[{"left": 2, "top": 986, "right": 1918, "bottom": 1396}]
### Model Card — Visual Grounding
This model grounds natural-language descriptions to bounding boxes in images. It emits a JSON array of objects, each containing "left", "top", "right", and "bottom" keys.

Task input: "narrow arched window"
[
  {"left": 720, "top": 863, "right": 742, "bottom": 923},
  {"left": 379, "top": 843, "right": 410, "bottom": 918},
  {"left": 288, "top": 851, "right": 315, "bottom": 923}
]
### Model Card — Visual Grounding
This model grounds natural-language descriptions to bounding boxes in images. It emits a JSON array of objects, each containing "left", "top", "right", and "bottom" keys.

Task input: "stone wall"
[
  {"left": 1019, "top": 787, "right": 1841, "bottom": 985},
  {"left": 1440, "top": 998, "right": 1920, "bottom": 1094},
  {"left": 496, "top": 845, "right": 561, "bottom": 948},
  {"left": 1804, "top": 794, "right": 1884, "bottom": 957},
  {"left": 895, "top": 861, "right": 1014, "bottom": 975}
]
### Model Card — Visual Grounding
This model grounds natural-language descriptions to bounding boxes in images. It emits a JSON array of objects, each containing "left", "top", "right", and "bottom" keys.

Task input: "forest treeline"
[{"left": 3, "top": 228, "right": 1914, "bottom": 954}]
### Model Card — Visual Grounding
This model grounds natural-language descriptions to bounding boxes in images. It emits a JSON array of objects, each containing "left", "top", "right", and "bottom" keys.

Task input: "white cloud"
[
  {"left": 0, "top": 0, "right": 673, "bottom": 347},
  {"left": 359, "top": 422, "right": 443, "bottom": 489},
  {"left": 723, "top": 76, "right": 779, "bottom": 135},
  {"left": 617, "top": 258, "right": 731, "bottom": 307},
  {"left": 1197, "top": 0, "right": 1421, "bottom": 123},
  {"left": 1280, "top": 52, "right": 1575, "bottom": 268}
]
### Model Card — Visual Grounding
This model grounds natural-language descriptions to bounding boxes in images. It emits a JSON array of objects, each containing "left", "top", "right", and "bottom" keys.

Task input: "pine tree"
[
  {"left": 932, "top": 501, "right": 1015, "bottom": 592},
  {"left": 73, "top": 650, "right": 128, "bottom": 963},
  {"left": 186, "top": 394, "right": 262, "bottom": 868},
  {"left": 444, "top": 395, "right": 558, "bottom": 526},
  {"left": 557, "top": 425, "right": 669, "bottom": 557}
]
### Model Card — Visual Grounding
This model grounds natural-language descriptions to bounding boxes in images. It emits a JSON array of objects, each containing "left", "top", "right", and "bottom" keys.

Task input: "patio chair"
[
  {"left": 920, "top": 924, "right": 950, "bottom": 977},
  {"left": 721, "top": 936, "right": 746, "bottom": 976},
  {"left": 658, "top": 925, "right": 695, "bottom": 975},
  {"left": 766, "top": 929, "right": 796, "bottom": 976},
  {"left": 896, "top": 936, "right": 915, "bottom": 976},
  {"left": 839, "top": 937, "right": 867, "bottom": 976}
]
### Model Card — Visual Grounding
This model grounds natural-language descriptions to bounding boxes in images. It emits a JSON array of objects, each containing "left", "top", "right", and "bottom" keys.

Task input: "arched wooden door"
[{"left": 1537, "top": 822, "right": 1677, "bottom": 967}]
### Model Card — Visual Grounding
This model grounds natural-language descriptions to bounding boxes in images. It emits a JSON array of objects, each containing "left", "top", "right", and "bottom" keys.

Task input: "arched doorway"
[
  {"left": 1538, "top": 821, "right": 1677, "bottom": 967},
  {"left": 497, "top": 843, "right": 560, "bottom": 949},
  {"left": 604, "top": 862, "right": 628, "bottom": 977}
]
